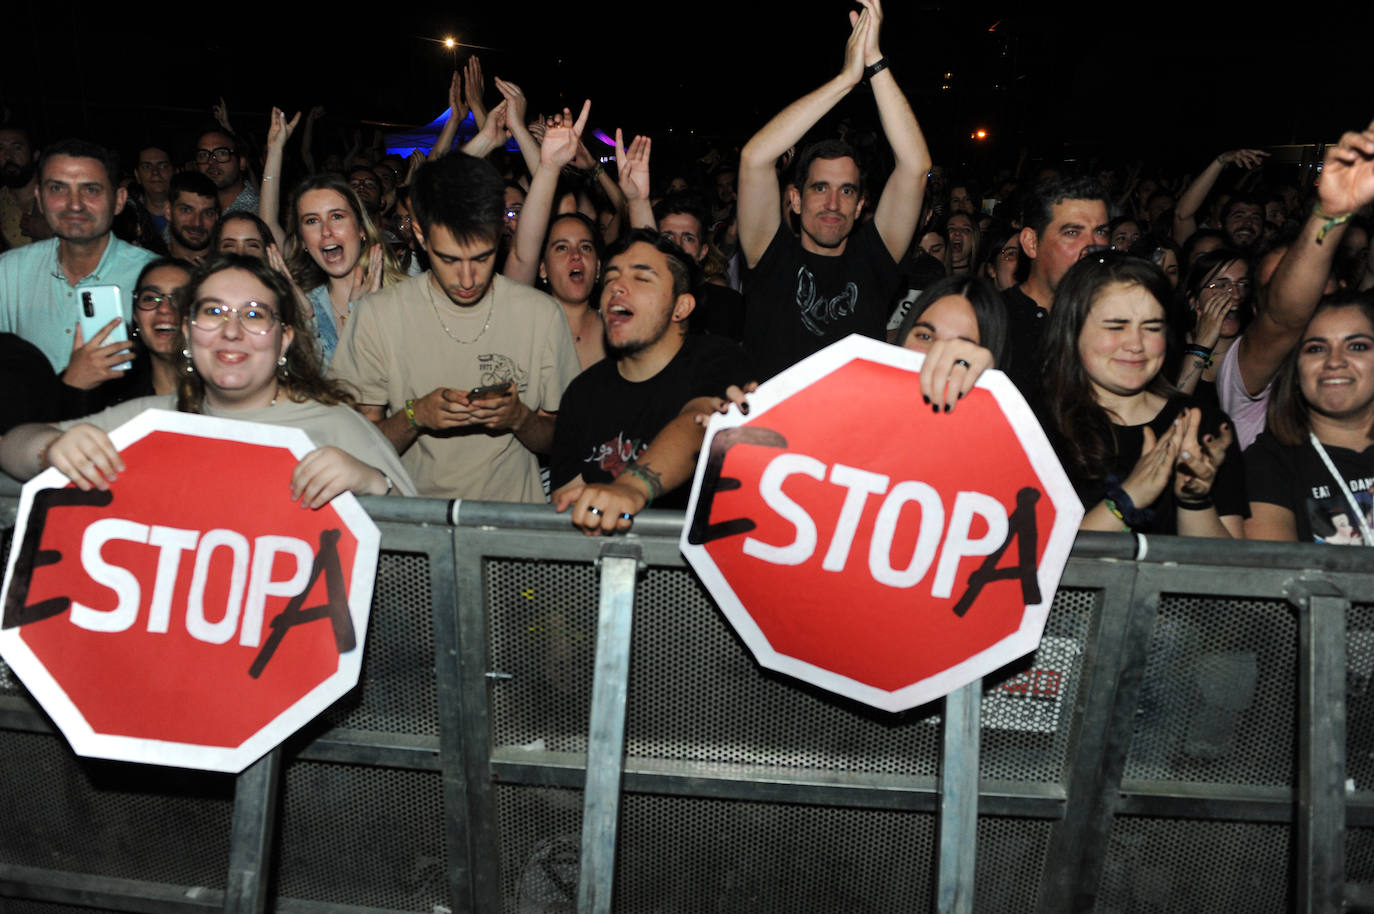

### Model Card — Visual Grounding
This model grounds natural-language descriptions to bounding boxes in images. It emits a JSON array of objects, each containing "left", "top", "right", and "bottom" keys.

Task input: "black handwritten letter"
[
  {"left": 2, "top": 488, "right": 114, "bottom": 629},
  {"left": 951, "top": 487, "right": 1042, "bottom": 618},
  {"left": 686, "top": 426, "right": 788, "bottom": 546},
  {"left": 249, "top": 529, "right": 356, "bottom": 678}
]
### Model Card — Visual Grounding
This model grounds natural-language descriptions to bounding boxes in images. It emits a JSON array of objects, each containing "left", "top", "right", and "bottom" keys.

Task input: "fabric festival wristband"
[{"left": 404, "top": 398, "right": 420, "bottom": 430}]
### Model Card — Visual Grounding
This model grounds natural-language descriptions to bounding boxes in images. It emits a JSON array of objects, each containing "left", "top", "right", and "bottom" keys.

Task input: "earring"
[
  {"left": 277, "top": 354, "right": 289, "bottom": 380},
  {"left": 182, "top": 347, "right": 194, "bottom": 375}
]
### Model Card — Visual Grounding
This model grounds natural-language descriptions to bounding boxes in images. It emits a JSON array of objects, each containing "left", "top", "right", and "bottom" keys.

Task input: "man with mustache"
[{"left": 0, "top": 127, "right": 51, "bottom": 249}]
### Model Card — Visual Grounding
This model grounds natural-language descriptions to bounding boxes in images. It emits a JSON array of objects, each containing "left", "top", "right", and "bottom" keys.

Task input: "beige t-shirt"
[
  {"left": 328, "top": 272, "right": 579, "bottom": 502},
  {"left": 60, "top": 394, "right": 418, "bottom": 496}
]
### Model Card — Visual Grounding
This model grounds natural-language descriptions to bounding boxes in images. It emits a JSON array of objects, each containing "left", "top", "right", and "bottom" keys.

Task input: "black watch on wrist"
[{"left": 864, "top": 58, "right": 889, "bottom": 82}]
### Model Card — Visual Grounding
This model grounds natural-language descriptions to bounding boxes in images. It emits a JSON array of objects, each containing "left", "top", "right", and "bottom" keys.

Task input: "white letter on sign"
[
  {"left": 868, "top": 481, "right": 944, "bottom": 588},
  {"left": 822, "top": 464, "right": 889, "bottom": 572},
  {"left": 743, "top": 454, "right": 826, "bottom": 566},
  {"left": 239, "top": 536, "right": 314, "bottom": 647},
  {"left": 932, "top": 492, "right": 1009, "bottom": 599},
  {"left": 70, "top": 518, "right": 149, "bottom": 633},
  {"left": 146, "top": 526, "right": 199, "bottom": 633},
  {"left": 186, "top": 529, "right": 250, "bottom": 644}
]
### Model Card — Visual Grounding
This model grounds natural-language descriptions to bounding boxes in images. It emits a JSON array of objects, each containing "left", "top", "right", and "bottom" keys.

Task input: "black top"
[
  {"left": 550, "top": 334, "right": 750, "bottom": 508},
  {"left": 689, "top": 283, "right": 746, "bottom": 342},
  {"left": 1001, "top": 284, "right": 1048, "bottom": 397},
  {"left": 1040, "top": 394, "right": 1249, "bottom": 534},
  {"left": 1246, "top": 430, "right": 1374, "bottom": 544},
  {"left": 742, "top": 220, "right": 900, "bottom": 381}
]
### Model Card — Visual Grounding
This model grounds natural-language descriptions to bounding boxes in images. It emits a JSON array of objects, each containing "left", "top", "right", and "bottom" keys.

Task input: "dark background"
[{"left": 2, "top": 3, "right": 1366, "bottom": 178}]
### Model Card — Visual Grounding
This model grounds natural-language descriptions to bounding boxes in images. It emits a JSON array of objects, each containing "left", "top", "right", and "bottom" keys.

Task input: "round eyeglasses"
[{"left": 189, "top": 300, "right": 280, "bottom": 335}]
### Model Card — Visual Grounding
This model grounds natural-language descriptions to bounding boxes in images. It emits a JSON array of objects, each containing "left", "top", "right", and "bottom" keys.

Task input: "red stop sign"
[
  {"left": 0, "top": 410, "right": 379, "bottom": 772},
  {"left": 680, "top": 336, "right": 1082, "bottom": 712}
]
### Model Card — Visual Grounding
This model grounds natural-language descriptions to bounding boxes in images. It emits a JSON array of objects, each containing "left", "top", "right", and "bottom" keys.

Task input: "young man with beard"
[
  {"left": 329, "top": 152, "right": 579, "bottom": 502},
  {"left": 0, "top": 127, "right": 51, "bottom": 249},
  {"left": 551, "top": 229, "right": 748, "bottom": 532},
  {"left": 194, "top": 128, "right": 258, "bottom": 215},
  {"left": 164, "top": 172, "right": 219, "bottom": 263},
  {"left": 540, "top": 212, "right": 605, "bottom": 369},
  {"left": 737, "top": 0, "right": 930, "bottom": 381},
  {"left": 0, "top": 138, "right": 154, "bottom": 390}
]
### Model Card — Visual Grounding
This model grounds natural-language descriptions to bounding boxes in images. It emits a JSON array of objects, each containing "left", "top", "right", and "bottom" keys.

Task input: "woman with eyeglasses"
[
  {"left": 0, "top": 255, "right": 415, "bottom": 507},
  {"left": 1174, "top": 249, "right": 1252, "bottom": 402}
]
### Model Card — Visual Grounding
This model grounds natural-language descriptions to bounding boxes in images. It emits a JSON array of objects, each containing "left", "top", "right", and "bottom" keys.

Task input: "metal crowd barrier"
[{"left": 1, "top": 487, "right": 1372, "bottom": 913}]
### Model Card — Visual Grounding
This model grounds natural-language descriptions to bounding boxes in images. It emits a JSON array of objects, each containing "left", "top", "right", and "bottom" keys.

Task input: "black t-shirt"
[
  {"left": 1246, "top": 431, "right": 1374, "bottom": 544},
  {"left": 550, "top": 335, "right": 750, "bottom": 508},
  {"left": 1002, "top": 284, "right": 1047, "bottom": 397},
  {"left": 689, "top": 283, "right": 746, "bottom": 341},
  {"left": 742, "top": 220, "right": 900, "bottom": 381},
  {"left": 1039, "top": 395, "right": 1249, "bottom": 534}
]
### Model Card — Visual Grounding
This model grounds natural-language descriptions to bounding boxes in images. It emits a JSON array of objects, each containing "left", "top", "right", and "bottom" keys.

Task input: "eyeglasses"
[
  {"left": 134, "top": 290, "right": 180, "bottom": 311},
  {"left": 1206, "top": 278, "right": 1252, "bottom": 294},
  {"left": 194, "top": 147, "right": 236, "bottom": 164},
  {"left": 189, "top": 300, "right": 279, "bottom": 334}
]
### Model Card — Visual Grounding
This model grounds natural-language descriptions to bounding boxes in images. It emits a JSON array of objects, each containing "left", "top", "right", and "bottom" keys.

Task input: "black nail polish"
[
  {"left": 943, "top": 403, "right": 951, "bottom": 413},
  {"left": 931, "top": 403, "right": 939, "bottom": 414},
  {"left": 922, "top": 394, "right": 930, "bottom": 405},
  {"left": 741, "top": 403, "right": 750, "bottom": 415}
]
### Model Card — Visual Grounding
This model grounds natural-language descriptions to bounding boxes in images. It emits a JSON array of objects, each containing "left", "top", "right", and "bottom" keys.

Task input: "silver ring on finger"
[
  {"left": 953, "top": 358, "right": 972, "bottom": 369},
  {"left": 587, "top": 506, "right": 603, "bottom": 517},
  {"left": 618, "top": 512, "right": 634, "bottom": 523}
]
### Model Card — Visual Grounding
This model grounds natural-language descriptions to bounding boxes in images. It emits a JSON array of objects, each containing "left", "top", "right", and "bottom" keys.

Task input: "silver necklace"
[{"left": 430, "top": 281, "right": 494, "bottom": 345}]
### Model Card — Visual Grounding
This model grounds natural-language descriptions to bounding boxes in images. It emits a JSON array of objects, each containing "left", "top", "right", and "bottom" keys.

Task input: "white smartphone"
[{"left": 78, "top": 284, "right": 133, "bottom": 371}]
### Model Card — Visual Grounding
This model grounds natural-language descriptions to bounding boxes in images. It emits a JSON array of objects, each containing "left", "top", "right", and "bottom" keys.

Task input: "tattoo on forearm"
[{"left": 625, "top": 463, "right": 664, "bottom": 500}]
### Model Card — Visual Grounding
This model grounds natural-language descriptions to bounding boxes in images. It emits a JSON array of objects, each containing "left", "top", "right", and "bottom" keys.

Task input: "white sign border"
[
  {"left": 0, "top": 409, "right": 380, "bottom": 773},
  {"left": 680, "top": 334, "right": 1084, "bottom": 713}
]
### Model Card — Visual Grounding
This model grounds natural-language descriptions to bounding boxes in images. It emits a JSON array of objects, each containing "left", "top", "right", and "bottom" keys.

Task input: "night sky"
[{"left": 3, "top": 3, "right": 1367, "bottom": 178}]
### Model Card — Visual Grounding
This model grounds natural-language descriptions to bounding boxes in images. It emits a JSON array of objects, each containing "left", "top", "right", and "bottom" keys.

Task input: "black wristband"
[
  {"left": 1104, "top": 476, "right": 1155, "bottom": 526},
  {"left": 1175, "top": 493, "right": 1214, "bottom": 511},
  {"left": 864, "top": 58, "right": 889, "bottom": 81}
]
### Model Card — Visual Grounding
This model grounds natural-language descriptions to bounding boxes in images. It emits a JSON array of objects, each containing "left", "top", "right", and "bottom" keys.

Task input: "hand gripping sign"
[
  {"left": 680, "top": 335, "right": 1083, "bottom": 713},
  {"left": 0, "top": 410, "right": 380, "bottom": 773}
]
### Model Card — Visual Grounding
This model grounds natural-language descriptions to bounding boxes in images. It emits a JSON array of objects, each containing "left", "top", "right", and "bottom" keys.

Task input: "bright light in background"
[
  {"left": 443, "top": 37, "right": 456, "bottom": 48},
  {"left": 972, "top": 129, "right": 988, "bottom": 141}
]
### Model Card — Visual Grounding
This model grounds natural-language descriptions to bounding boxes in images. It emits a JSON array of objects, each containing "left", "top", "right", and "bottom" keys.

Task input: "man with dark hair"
[
  {"left": 135, "top": 145, "right": 174, "bottom": 234},
  {"left": 1002, "top": 174, "right": 1110, "bottom": 391},
  {"left": 0, "top": 138, "right": 154, "bottom": 391},
  {"left": 655, "top": 192, "right": 745, "bottom": 339},
  {"left": 1219, "top": 193, "right": 1265, "bottom": 251},
  {"left": 194, "top": 128, "right": 257, "bottom": 215},
  {"left": 347, "top": 165, "right": 383, "bottom": 220},
  {"left": 737, "top": 0, "right": 930, "bottom": 380},
  {"left": 164, "top": 172, "right": 219, "bottom": 262},
  {"left": 329, "top": 152, "right": 579, "bottom": 502},
  {"left": 0, "top": 126, "right": 50, "bottom": 249},
  {"left": 552, "top": 229, "right": 749, "bottom": 531}
]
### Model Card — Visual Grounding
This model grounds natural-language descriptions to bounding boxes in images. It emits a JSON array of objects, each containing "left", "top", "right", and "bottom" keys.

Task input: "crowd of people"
[{"left": 1, "top": 0, "right": 1372, "bottom": 546}]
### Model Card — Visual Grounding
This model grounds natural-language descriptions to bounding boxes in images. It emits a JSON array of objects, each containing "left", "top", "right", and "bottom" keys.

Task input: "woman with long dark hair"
[{"left": 1037, "top": 252, "right": 1244, "bottom": 536}]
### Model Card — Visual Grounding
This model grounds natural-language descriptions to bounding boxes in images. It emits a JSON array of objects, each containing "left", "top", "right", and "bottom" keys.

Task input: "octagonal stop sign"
[
  {"left": 681, "top": 335, "right": 1083, "bottom": 713},
  {"left": 0, "top": 409, "right": 379, "bottom": 772}
]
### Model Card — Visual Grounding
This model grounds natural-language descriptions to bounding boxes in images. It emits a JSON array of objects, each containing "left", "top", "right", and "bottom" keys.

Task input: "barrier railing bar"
[
  {"left": 1115, "top": 782, "right": 1295, "bottom": 822},
  {"left": 1298, "top": 592, "right": 1348, "bottom": 913},
  {"left": 0, "top": 863, "right": 222, "bottom": 912},
  {"left": 0, "top": 695, "right": 51, "bottom": 732},
  {"left": 223, "top": 747, "right": 281, "bottom": 914},
  {"left": 292, "top": 729, "right": 442, "bottom": 770},
  {"left": 447, "top": 528, "right": 500, "bottom": 912},
  {"left": 1035, "top": 564, "right": 1141, "bottom": 914},
  {"left": 937, "top": 681, "right": 981, "bottom": 914},
  {"left": 577, "top": 542, "right": 642, "bottom": 914}
]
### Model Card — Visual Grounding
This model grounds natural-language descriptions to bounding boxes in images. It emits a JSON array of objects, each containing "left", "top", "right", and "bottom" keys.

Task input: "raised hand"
[
  {"left": 541, "top": 101, "right": 592, "bottom": 171},
  {"left": 918, "top": 338, "right": 994, "bottom": 413},
  {"left": 1317, "top": 120, "right": 1374, "bottom": 218},
  {"left": 1119, "top": 415, "right": 1186, "bottom": 510},
  {"left": 213, "top": 97, "right": 234, "bottom": 134},
  {"left": 464, "top": 55, "right": 488, "bottom": 127},
  {"left": 1173, "top": 410, "right": 1232, "bottom": 500},
  {"left": 493, "top": 78, "right": 528, "bottom": 129},
  {"left": 1218, "top": 148, "right": 1268, "bottom": 170},
  {"left": 448, "top": 71, "right": 469, "bottom": 123},
  {"left": 61, "top": 319, "right": 131, "bottom": 390},
  {"left": 614, "top": 129, "right": 651, "bottom": 201},
  {"left": 852, "top": 0, "right": 884, "bottom": 65},
  {"left": 307, "top": 105, "right": 326, "bottom": 123},
  {"left": 842, "top": 3, "right": 872, "bottom": 85},
  {"left": 267, "top": 107, "right": 301, "bottom": 151}
]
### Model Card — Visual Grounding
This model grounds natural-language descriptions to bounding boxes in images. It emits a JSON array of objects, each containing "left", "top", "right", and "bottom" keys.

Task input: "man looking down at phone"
[
  {"left": 329, "top": 152, "right": 579, "bottom": 502},
  {"left": 0, "top": 138, "right": 154, "bottom": 393},
  {"left": 551, "top": 230, "right": 749, "bottom": 533}
]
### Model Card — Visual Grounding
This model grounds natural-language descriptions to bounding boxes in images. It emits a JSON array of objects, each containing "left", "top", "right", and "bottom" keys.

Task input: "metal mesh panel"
[
  {"left": 1095, "top": 816, "right": 1291, "bottom": 912},
  {"left": 1348, "top": 604, "right": 1374, "bottom": 791},
  {"left": 3, "top": 904, "right": 127, "bottom": 914},
  {"left": 1123, "top": 595, "right": 1295, "bottom": 786},
  {"left": 493, "top": 783, "right": 936, "bottom": 914},
  {"left": 0, "top": 730, "right": 232, "bottom": 887},
  {"left": 320, "top": 550, "right": 438, "bottom": 735},
  {"left": 978, "top": 586, "right": 1096, "bottom": 783},
  {"left": 273, "top": 759, "right": 449, "bottom": 911},
  {"left": 974, "top": 814, "right": 1053, "bottom": 912},
  {"left": 1348, "top": 825, "right": 1374, "bottom": 896}
]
